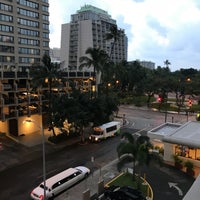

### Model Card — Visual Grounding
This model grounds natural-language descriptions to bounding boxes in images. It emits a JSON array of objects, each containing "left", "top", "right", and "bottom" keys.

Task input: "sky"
[{"left": 49, "top": 0, "right": 200, "bottom": 71}]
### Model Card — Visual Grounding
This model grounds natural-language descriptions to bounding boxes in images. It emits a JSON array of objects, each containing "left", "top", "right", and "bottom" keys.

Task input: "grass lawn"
[{"left": 106, "top": 172, "right": 149, "bottom": 197}]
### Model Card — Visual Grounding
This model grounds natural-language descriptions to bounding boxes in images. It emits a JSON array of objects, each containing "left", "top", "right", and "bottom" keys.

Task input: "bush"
[
  {"left": 173, "top": 155, "right": 183, "bottom": 169},
  {"left": 184, "top": 160, "right": 195, "bottom": 176},
  {"left": 48, "top": 132, "right": 79, "bottom": 144}
]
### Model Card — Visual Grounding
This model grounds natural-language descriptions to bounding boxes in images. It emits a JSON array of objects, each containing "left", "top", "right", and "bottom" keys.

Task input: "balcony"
[{"left": 0, "top": 71, "right": 29, "bottom": 80}]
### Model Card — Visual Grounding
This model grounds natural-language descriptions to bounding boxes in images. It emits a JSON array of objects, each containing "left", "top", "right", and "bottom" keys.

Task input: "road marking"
[{"left": 168, "top": 182, "right": 183, "bottom": 196}]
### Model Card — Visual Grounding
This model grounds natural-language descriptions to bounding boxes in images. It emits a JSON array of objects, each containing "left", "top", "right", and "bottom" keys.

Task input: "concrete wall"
[
  {"left": 0, "top": 121, "right": 8, "bottom": 134},
  {"left": 18, "top": 115, "right": 42, "bottom": 135},
  {"left": 163, "top": 142, "right": 174, "bottom": 162}
]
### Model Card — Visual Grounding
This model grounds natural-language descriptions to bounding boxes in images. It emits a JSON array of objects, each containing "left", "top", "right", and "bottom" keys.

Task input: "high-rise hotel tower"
[
  {"left": 61, "top": 4, "right": 128, "bottom": 71},
  {"left": 0, "top": 0, "right": 49, "bottom": 71}
]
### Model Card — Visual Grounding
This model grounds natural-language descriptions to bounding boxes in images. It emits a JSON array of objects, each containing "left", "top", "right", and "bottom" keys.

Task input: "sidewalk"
[{"left": 54, "top": 159, "right": 120, "bottom": 200}]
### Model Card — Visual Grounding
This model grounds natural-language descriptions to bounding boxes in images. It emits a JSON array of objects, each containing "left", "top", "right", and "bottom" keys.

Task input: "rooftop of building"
[
  {"left": 148, "top": 120, "right": 200, "bottom": 148},
  {"left": 163, "top": 121, "right": 200, "bottom": 148},
  {"left": 148, "top": 122, "right": 182, "bottom": 136},
  {"left": 77, "top": 4, "right": 111, "bottom": 18}
]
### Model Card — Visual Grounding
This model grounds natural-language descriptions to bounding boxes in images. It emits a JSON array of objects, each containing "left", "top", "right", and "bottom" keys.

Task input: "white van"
[
  {"left": 30, "top": 166, "right": 90, "bottom": 200},
  {"left": 89, "top": 121, "right": 121, "bottom": 142}
]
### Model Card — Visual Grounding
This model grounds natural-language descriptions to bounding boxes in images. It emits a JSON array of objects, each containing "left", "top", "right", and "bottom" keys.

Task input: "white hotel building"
[{"left": 60, "top": 4, "right": 128, "bottom": 72}]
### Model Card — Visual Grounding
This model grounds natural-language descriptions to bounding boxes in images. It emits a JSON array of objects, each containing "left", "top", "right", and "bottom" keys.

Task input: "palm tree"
[
  {"left": 105, "top": 25, "right": 120, "bottom": 58},
  {"left": 79, "top": 47, "right": 109, "bottom": 97},
  {"left": 117, "top": 132, "right": 162, "bottom": 179},
  {"left": 164, "top": 59, "right": 171, "bottom": 68},
  {"left": 30, "top": 54, "right": 64, "bottom": 136}
]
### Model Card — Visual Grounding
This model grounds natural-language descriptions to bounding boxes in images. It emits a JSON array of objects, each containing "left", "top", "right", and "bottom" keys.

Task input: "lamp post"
[{"left": 23, "top": 119, "right": 46, "bottom": 200}]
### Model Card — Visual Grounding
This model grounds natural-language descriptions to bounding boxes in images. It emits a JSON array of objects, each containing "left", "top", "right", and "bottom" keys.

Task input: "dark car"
[{"left": 104, "top": 186, "right": 146, "bottom": 200}]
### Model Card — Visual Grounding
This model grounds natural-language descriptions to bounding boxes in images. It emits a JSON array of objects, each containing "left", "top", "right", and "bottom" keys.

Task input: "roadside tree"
[
  {"left": 117, "top": 132, "right": 163, "bottom": 179},
  {"left": 30, "top": 54, "right": 65, "bottom": 136}
]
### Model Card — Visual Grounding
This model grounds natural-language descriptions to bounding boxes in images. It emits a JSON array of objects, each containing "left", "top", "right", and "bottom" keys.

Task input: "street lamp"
[{"left": 23, "top": 119, "right": 46, "bottom": 200}]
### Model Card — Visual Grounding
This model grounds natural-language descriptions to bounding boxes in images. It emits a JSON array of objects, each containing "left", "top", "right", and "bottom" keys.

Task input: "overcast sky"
[{"left": 49, "top": 0, "right": 200, "bottom": 71}]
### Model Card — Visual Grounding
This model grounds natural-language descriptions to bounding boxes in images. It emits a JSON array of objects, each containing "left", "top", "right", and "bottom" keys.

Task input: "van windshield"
[{"left": 93, "top": 131, "right": 103, "bottom": 136}]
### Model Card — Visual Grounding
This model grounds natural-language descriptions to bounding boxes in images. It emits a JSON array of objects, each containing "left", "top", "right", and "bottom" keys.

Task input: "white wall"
[
  {"left": 163, "top": 142, "right": 174, "bottom": 162},
  {"left": 61, "top": 23, "right": 70, "bottom": 70},
  {"left": 77, "top": 20, "right": 93, "bottom": 69}
]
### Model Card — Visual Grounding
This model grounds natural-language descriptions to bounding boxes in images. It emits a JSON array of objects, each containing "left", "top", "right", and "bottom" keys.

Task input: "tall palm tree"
[
  {"left": 30, "top": 54, "right": 64, "bottom": 136},
  {"left": 105, "top": 25, "right": 120, "bottom": 58},
  {"left": 79, "top": 47, "right": 109, "bottom": 96},
  {"left": 164, "top": 59, "right": 171, "bottom": 68},
  {"left": 117, "top": 132, "right": 162, "bottom": 178}
]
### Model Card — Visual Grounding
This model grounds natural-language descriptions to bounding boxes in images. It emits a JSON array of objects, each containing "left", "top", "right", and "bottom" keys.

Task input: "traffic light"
[
  {"left": 188, "top": 99, "right": 192, "bottom": 107},
  {"left": 157, "top": 97, "right": 162, "bottom": 103}
]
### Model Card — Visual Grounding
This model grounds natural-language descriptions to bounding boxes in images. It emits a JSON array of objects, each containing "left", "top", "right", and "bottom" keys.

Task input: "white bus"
[
  {"left": 30, "top": 166, "right": 90, "bottom": 200},
  {"left": 89, "top": 121, "right": 121, "bottom": 142}
]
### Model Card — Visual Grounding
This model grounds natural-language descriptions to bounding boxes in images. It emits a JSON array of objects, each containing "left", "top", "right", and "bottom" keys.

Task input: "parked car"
[
  {"left": 104, "top": 186, "right": 146, "bottom": 200},
  {"left": 30, "top": 166, "right": 90, "bottom": 200}
]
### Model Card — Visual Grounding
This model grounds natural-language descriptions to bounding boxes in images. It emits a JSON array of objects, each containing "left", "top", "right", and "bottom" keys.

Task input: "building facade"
[
  {"left": 0, "top": 70, "right": 94, "bottom": 137},
  {"left": 139, "top": 60, "right": 155, "bottom": 70},
  {"left": 60, "top": 4, "right": 128, "bottom": 71},
  {"left": 0, "top": 0, "right": 50, "bottom": 71},
  {"left": 148, "top": 121, "right": 200, "bottom": 169},
  {"left": 49, "top": 48, "right": 61, "bottom": 64}
]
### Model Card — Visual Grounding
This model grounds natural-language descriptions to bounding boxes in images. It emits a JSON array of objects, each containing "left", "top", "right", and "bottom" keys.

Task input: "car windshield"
[
  {"left": 39, "top": 184, "right": 48, "bottom": 191},
  {"left": 93, "top": 131, "right": 103, "bottom": 136}
]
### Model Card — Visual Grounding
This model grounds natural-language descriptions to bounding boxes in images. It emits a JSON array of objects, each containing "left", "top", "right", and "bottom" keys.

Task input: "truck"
[{"left": 89, "top": 121, "right": 121, "bottom": 142}]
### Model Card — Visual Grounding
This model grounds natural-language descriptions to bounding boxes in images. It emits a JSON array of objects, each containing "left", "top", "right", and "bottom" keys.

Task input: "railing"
[{"left": 0, "top": 71, "right": 94, "bottom": 79}]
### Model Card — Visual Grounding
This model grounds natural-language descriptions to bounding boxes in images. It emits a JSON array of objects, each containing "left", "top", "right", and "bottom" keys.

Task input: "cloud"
[{"left": 49, "top": 0, "right": 200, "bottom": 70}]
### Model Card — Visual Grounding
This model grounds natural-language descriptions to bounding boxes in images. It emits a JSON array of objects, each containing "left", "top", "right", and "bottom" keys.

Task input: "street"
[{"left": 0, "top": 105, "right": 196, "bottom": 200}]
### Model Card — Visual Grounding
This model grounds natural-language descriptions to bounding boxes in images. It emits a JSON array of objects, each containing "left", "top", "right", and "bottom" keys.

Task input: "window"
[
  {"left": 43, "top": 32, "right": 49, "bottom": 38},
  {"left": 43, "top": 50, "right": 49, "bottom": 55},
  {"left": 52, "top": 182, "right": 62, "bottom": 189},
  {"left": 0, "top": 35, "right": 14, "bottom": 43},
  {"left": 0, "top": 24, "right": 13, "bottom": 32},
  {"left": 0, "top": 45, "right": 14, "bottom": 53},
  {"left": 18, "top": 38, "right": 39, "bottom": 46},
  {"left": 42, "top": 5, "right": 48, "bottom": 12},
  {"left": 19, "top": 57, "right": 40, "bottom": 64},
  {"left": 175, "top": 145, "right": 200, "bottom": 160},
  {"left": 0, "top": 56, "right": 15, "bottom": 62},
  {"left": 0, "top": 14, "right": 13, "bottom": 22},
  {"left": 18, "top": 28, "right": 39, "bottom": 37},
  {"left": 17, "top": 8, "right": 39, "bottom": 18},
  {"left": 19, "top": 47, "right": 40, "bottom": 55},
  {"left": 42, "top": 15, "right": 49, "bottom": 21},
  {"left": 43, "top": 41, "right": 49, "bottom": 47},
  {"left": 17, "top": 0, "right": 39, "bottom": 9},
  {"left": 106, "top": 125, "right": 117, "bottom": 133},
  {"left": 18, "top": 18, "right": 39, "bottom": 28},
  {"left": 0, "top": 3, "right": 12, "bottom": 12},
  {"left": 42, "top": 23, "right": 49, "bottom": 30}
]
